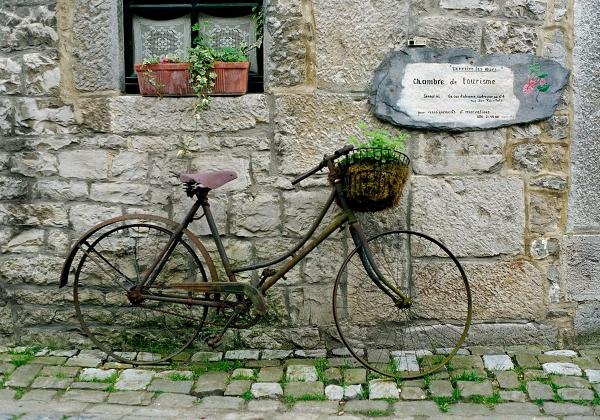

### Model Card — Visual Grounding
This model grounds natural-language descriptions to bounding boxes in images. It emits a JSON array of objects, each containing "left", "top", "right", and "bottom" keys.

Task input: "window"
[{"left": 123, "top": 0, "right": 264, "bottom": 94}]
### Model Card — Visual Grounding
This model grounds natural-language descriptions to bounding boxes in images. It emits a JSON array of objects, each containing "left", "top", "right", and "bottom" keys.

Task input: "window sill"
[{"left": 79, "top": 94, "right": 269, "bottom": 134}]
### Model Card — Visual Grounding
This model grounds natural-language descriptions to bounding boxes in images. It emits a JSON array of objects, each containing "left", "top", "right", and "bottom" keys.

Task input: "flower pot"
[
  {"left": 134, "top": 63, "right": 193, "bottom": 97},
  {"left": 211, "top": 61, "right": 249, "bottom": 96}
]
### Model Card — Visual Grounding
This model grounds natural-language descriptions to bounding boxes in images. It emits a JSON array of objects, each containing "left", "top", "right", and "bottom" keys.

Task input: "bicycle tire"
[
  {"left": 333, "top": 229, "right": 472, "bottom": 378},
  {"left": 67, "top": 214, "right": 216, "bottom": 364}
]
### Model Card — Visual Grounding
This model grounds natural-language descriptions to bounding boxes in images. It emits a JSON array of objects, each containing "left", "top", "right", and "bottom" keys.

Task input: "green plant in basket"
[
  {"left": 347, "top": 122, "right": 408, "bottom": 163},
  {"left": 340, "top": 122, "right": 410, "bottom": 212}
]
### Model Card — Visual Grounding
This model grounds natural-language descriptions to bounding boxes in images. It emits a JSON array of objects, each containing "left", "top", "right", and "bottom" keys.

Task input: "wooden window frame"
[{"left": 123, "top": 0, "right": 264, "bottom": 94}]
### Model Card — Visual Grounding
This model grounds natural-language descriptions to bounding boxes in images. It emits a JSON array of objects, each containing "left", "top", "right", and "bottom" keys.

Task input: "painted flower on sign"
[{"left": 523, "top": 63, "right": 551, "bottom": 95}]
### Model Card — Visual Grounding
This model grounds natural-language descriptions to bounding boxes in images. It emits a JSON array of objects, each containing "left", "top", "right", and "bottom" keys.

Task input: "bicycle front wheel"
[
  {"left": 333, "top": 230, "right": 472, "bottom": 378},
  {"left": 72, "top": 217, "right": 213, "bottom": 364}
]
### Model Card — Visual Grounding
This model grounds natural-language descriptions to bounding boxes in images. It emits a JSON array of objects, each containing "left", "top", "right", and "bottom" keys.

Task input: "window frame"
[{"left": 123, "top": 0, "right": 264, "bottom": 94}]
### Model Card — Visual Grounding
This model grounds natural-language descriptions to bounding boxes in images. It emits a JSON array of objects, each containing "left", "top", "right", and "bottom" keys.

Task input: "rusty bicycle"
[{"left": 59, "top": 145, "right": 472, "bottom": 378}]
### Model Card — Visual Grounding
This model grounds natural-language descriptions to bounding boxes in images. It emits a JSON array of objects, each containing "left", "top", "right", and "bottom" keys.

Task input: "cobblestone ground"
[{"left": 0, "top": 345, "right": 599, "bottom": 419}]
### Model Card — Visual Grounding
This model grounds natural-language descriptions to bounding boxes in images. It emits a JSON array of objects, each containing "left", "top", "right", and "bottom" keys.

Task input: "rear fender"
[{"left": 59, "top": 213, "right": 218, "bottom": 288}]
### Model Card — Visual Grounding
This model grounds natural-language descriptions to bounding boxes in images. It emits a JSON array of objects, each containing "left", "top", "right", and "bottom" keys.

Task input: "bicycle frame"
[{"left": 139, "top": 176, "right": 410, "bottom": 307}]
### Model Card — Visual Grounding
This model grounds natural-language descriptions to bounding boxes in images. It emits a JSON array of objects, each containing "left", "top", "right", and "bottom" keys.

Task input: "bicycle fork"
[{"left": 349, "top": 222, "right": 412, "bottom": 309}]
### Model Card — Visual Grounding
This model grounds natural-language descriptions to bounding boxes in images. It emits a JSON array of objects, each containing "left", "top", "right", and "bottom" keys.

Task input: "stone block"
[
  {"left": 495, "top": 371, "right": 519, "bottom": 389},
  {"left": 466, "top": 322, "right": 558, "bottom": 346},
  {"left": 107, "top": 391, "right": 153, "bottom": 405},
  {"left": 0, "top": 57, "right": 21, "bottom": 94},
  {"left": 247, "top": 399, "right": 284, "bottom": 412},
  {"left": 0, "top": 255, "right": 63, "bottom": 286},
  {"left": 429, "top": 380, "right": 453, "bottom": 397},
  {"left": 196, "top": 395, "right": 244, "bottom": 411},
  {"left": 368, "top": 379, "right": 399, "bottom": 399},
  {"left": 344, "top": 384, "right": 363, "bottom": 400},
  {"left": 111, "top": 151, "right": 148, "bottom": 181},
  {"left": 85, "top": 95, "right": 269, "bottom": 134},
  {"left": 231, "top": 368, "right": 255, "bottom": 380},
  {"left": 31, "top": 377, "right": 73, "bottom": 389},
  {"left": 60, "top": 389, "right": 107, "bottom": 403},
  {"left": 323, "top": 368, "right": 342, "bottom": 384},
  {"left": 512, "top": 143, "right": 547, "bottom": 172},
  {"left": 223, "top": 380, "right": 252, "bottom": 397},
  {"left": 58, "top": 149, "right": 109, "bottom": 180},
  {"left": 262, "top": 350, "right": 292, "bottom": 360},
  {"left": 286, "top": 364, "right": 318, "bottom": 382},
  {"left": 0, "top": 203, "right": 68, "bottom": 227},
  {"left": 10, "top": 151, "right": 58, "bottom": 177},
  {"left": 70, "top": 0, "right": 120, "bottom": 91},
  {"left": 586, "top": 369, "right": 600, "bottom": 383},
  {"left": 284, "top": 381, "right": 324, "bottom": 398},
  {"left": 192, "top": 371, "right": 228, "bottom": 397},
  {"left": 499, "top": 390, "right": 528, "bottom": 402},
  {"left": 516, "top": 353, "right": 540, "bottom": 369},
  {"left": 503, "top": 0, "right": 546, "bottom": 20},
  {"left": 411, "top": 130, "right": 505, "bottom": 176},
  {"left": 414, "top": 16, "right": 483, "bottom": 50},
  {"left": 14, "top": 98, "right": 75, "bottom": 135},
  {"left": 0, "top": 7, "right": 57, "bottom": 51},
  {"left": 225, "top": 350, "right": 260, "bottom": 360},
  {"left": 325, "top": 384, "right": 343, "bottom": 400},
  {"left": 313, "top": 0, "right": 408, "bottom": 90},
  {"left": 344, "top": 368, "right": 366, "bottom": 385},
  {"left": 542, "top": 362, "right": 582, "bottom": 376},
  {"left": 229, "top": 193, "right": 280, "bottom": 236},
  {"left": 457, "top": 380, "right": 493, "bottom": 397},
  {"left": 68, "top": 203, "right": 121, "bottom": 233},
  {"left": 22, "top": 52, "right": 59, "bottom": 95},
  {"left": 1, "top": 229, "right": 44, "bottom": 253},
  {"left": 564, "top": 235, "right": 600, "bottom": 301},
  {"left": 288, "top": 285, "right": 334, "bottom": 326},
  {"left": 400, "top": 386, "right": 427, "bottom": 400},
  {"left": 114, "top": 369, "right": 154, "bottom": 391},
  {"left": 411, "top": 176, "right": 524, "bottom": 257},
  {"left": 5, "top": 364, "right": 42, "bottom": 387},
  {"left": 90, "top": 183, "right": 150, "bottom": 205},
  {"left": 483, "top": 355, "right": 515, "bottom": 371},
  {"left": 79, "top": 368, "right": 116, "bottom": 382},
  {"left": 257, "top": 367, "right": 283, "bottom": 382},
  {"left": 153, "top": 392, "right": 197, "bottom": 408},
  {"left": 544, "top": 401, "right": 596, "bottom": 416},
  {"left": 529, "top": 192, "right": 562, "bottom": 233},
  {"left": 440, "top": 0, "right": 498, "bottom": 14},
  {"left": 570, "top": 1, "right": 600, "bottom": 232},
  {"left": 191, "top": 351, "right": 222, "bottom": 362},
  {"left": 483, "top": 21, "right": 538, "bottom": 53},
  {"left": 33, "top": 179, "right": 88, "bottom": 201},
  {"left": 264, "top": 0, "right": 307, "bottom": 88},
  {"left": 414, "top": 260, "right": 544, "bottom": 321},
  {"left": 148, "top": 379, "right": 193, "bottom": 394},
  {"left": 251, "top": 382, "right": 283, "bottom": 399},
  {"left": 0, "top": 176, "right": 27, "bottom": 200},
  {"left": 273, "top": 92, "right": 374, "bottom": 175}
]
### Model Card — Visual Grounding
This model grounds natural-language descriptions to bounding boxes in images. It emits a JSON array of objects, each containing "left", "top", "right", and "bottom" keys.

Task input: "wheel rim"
[
  {"left": 73, "top": 222, "right": 209, "bottom": 364},
  {"left": 333, "top": 230, "right": 472, "bottom": 379}
]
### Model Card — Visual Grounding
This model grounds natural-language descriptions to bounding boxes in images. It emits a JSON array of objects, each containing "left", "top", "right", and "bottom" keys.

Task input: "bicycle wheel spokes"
[
  {"left": 333, "top": 230, "right": 471, "bottom": 378},
  {"left": 73, "top": 222, "right": 209, "bottom": 364}
]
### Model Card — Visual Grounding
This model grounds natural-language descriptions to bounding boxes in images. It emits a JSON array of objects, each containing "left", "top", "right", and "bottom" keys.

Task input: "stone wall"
[{"left": 0, "top": 0, "right": 594, "bottom": 349}]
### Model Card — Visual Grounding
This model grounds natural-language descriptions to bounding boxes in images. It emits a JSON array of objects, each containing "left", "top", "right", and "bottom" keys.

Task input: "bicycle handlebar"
[{"left": 291, "top": 145, "right": 355, "bottom": 185}]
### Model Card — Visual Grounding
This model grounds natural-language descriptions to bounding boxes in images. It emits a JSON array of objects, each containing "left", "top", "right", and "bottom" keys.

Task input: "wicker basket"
[{"left": 336, "top": 148, "right": 410, "bottom": 212}]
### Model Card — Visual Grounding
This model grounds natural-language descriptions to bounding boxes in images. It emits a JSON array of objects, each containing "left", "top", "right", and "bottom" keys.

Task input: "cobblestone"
[
  {"left": 2, "top": 345, "right": 600, "bottom": 417},
  {"left": 542, "top": 362, "right": 583, "bottom": 376},
  {"left": 5, "top": 364, "right": 42, "bottom": 387},
  {"left": 114, "top": 369, "right": 153, "bottom": 391},
  {"left": 224, "top": 350, "right": 260, "bottom": 360},
  {"left": 483, "top": 354, "right": 515, "bottom": 370},
  {"left": 286, "top": 364, "right": 318, "bottom": 381}
]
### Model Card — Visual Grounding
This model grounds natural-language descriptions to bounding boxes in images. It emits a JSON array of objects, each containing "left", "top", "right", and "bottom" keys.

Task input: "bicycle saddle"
[{"left": 180, "top": 170, "right": 237, "bottom": 189}]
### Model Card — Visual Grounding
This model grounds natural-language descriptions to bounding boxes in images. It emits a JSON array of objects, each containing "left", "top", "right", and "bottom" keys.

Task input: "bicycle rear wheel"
[
  {"left": 71, "top": 216, "right": 214, "bottom": 364},
  {"left": 333, "top": 230, "right": 472, "bottom": 378}
]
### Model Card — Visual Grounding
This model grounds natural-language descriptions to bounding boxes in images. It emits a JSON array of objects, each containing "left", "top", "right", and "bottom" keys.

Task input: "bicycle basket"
[{"left": 336, "top": 147, "right": 410, "bottom": 212}]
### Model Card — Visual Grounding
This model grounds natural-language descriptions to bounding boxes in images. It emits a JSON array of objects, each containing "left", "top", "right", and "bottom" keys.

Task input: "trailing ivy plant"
[{"left": 188, "top": 6, "right": 264, "bottom": 113}]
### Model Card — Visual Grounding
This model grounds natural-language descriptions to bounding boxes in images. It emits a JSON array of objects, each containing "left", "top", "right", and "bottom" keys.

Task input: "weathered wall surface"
[{"left": 0, "top": 0, "right": 593, "bottom": 349}]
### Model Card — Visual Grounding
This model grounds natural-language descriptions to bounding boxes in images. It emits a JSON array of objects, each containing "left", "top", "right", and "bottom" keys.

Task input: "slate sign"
[{"left": 370, "top": 48, "right": 570, "bottom": 131}]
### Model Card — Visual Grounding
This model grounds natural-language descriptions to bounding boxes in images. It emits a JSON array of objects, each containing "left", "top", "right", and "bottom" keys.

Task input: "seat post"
[{"left": 199, "top": 190, "right": 237, "bottom": 282}]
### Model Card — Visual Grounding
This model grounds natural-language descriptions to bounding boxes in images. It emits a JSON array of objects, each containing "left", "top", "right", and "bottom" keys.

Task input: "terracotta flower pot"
[
  {"left": 211, "top": 61, "right": 250, "bottom": 96},
  {"left": 134, "top": 63, "right": 193, "bottom": 97}
]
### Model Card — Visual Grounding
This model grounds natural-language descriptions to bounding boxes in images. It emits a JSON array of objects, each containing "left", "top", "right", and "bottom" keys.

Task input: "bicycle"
[{"left": 59, "top": 145, "right": 472, "bottom": 378}]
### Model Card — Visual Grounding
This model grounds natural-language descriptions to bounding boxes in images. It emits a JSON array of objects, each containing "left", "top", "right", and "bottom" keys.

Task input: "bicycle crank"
[{"left": 172, "top": 281, "right": 267, "bottom": 315}]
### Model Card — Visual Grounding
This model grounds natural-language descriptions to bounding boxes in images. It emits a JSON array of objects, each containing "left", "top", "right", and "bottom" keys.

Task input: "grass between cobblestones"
[
  {"left": 364, "top": 409, "right": 391, "bottom": 417},
  {"left": 189, "top": 360, "right": 244, "bottom": 378},
  {"left": 451, "top": 370, "right": 487, "bottom": 382},
  {"left": 283, "top": 393, "right": 327, "bottom": 406},
  {"left": 241, "top": 390, "right": 254, "bottom": 401},
  {"left": 469, "top": 392, "right": 502, "bottom": 406},
  {"left": 431, "top": 387, "right": 461, "bottom": 412}
]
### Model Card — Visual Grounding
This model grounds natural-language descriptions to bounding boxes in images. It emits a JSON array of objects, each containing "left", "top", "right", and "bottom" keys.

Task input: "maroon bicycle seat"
[{"left": 180, "top": 170, "right": 238, "bottom": 189}]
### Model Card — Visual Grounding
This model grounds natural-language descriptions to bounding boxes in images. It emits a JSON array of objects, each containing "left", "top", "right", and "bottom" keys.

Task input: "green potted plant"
[
  {"left": 135, "top": 54, "right": 192, "bottom": 97},
  {"left": 337, "top": 122, "right": 411, "bottom": 212}
]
